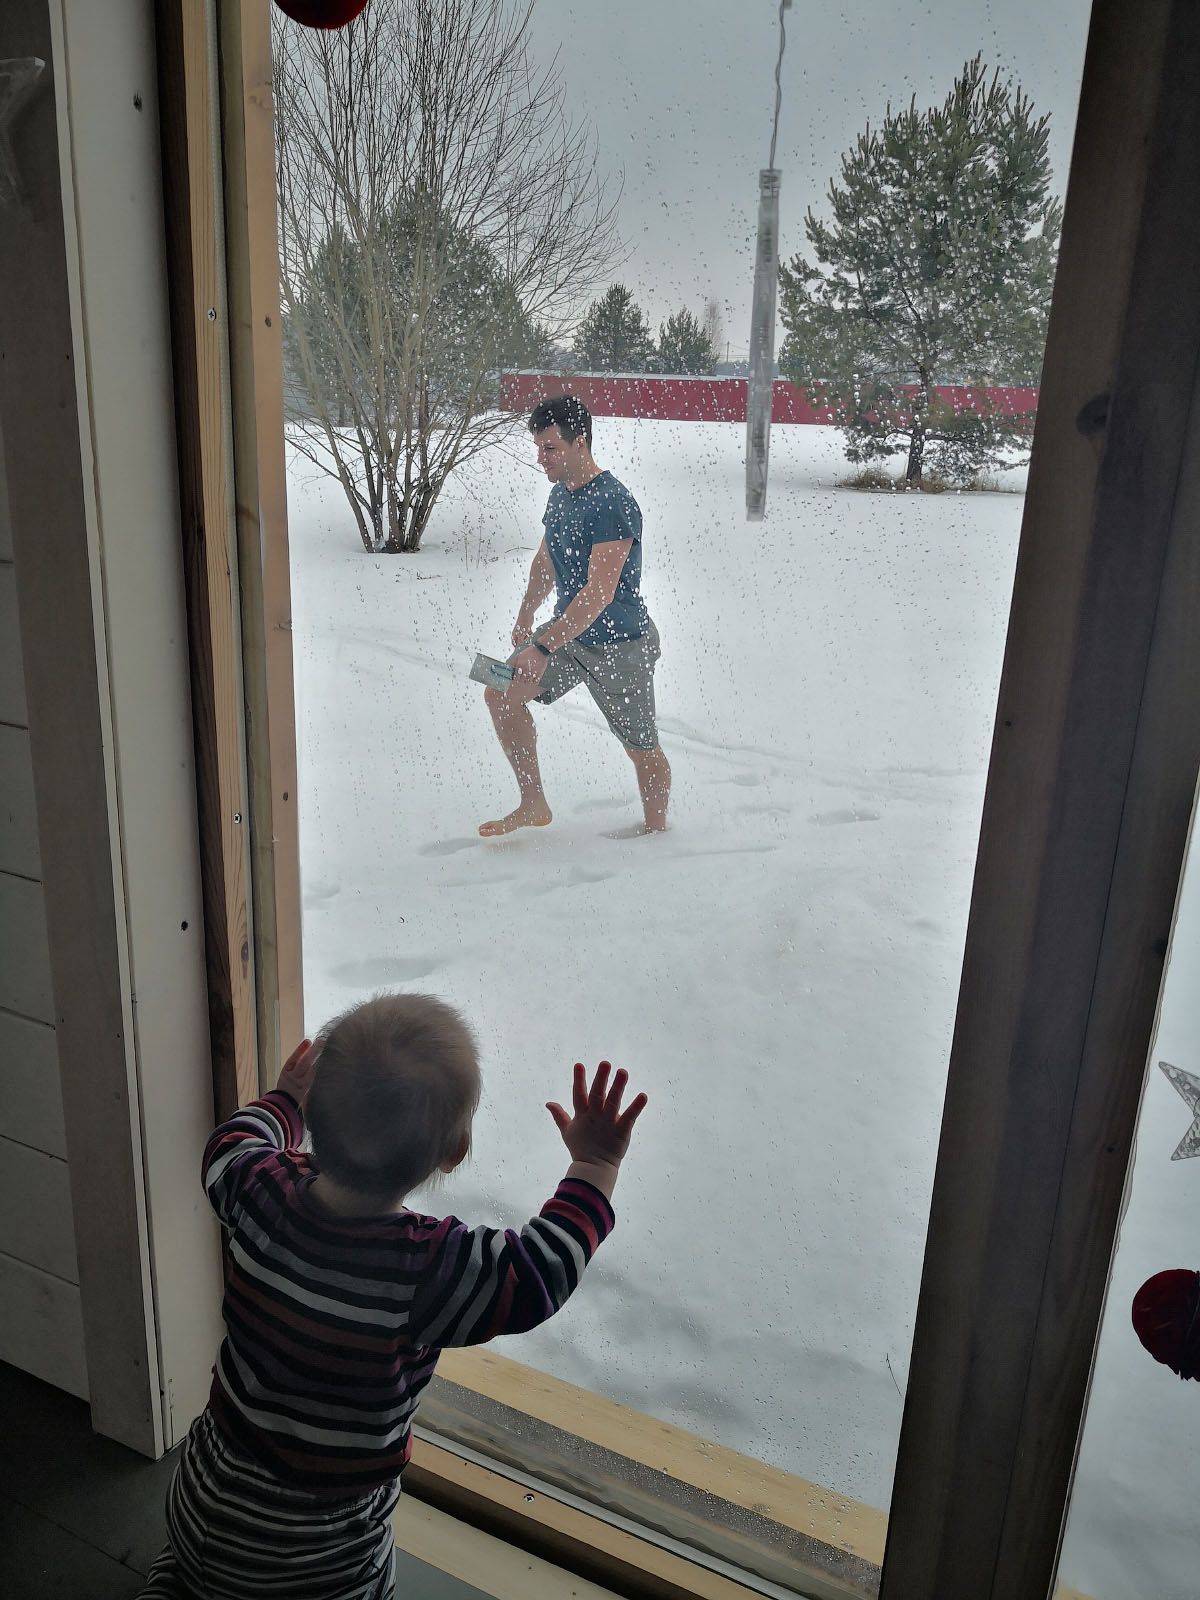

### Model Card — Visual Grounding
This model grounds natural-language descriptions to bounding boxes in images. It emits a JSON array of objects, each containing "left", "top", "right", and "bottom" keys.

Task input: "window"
[
  {"left": 171, "top": 2, "right": 1200, "bottom": 1595},
  {"left": 274, "top": 4, "right": 1090, "bottom": 1593}
]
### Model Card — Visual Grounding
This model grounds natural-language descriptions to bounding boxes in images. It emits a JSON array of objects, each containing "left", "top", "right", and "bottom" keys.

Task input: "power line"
[{"left": 769, "top": 0, "right": 791, "bottom": 170}]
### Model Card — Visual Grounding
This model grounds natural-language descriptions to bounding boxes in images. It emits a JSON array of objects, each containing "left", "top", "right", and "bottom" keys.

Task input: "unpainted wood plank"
[
  {"left": 217, "top": 0, "right": 304, "bottom": 1079},
  {"left": 155, "top": 0, "right": 258, "bottom": 1116},
  {"left": 0, "top": 1011, "right": 65, "bottom": 1160},
  {"left": 0, "top": 564, "right": 30, "bottom": 728},
  {"left": 395, "top": 1496, "right": 622, "bottom": 1600},
  {"left": 0, "top": 874, "right": 54, "bottom": 1022},
  {"left": 0, "top": 1250, "right": 87, "bottom": 1399},
  {"left": 997, "top": 109, "right": 1200, "bottom": 1600},
  {"left": 0, "top": 1134, "right": 78, "bottom": 1282},
  {"left": 880, "top": 4, "right": 1200, "bottom": 1597},
  {"left": 435, "top": 1347, "right": 887, "bottom": 1564},
  {"left": 408, "top": 1438, "right": 788, "bottom": 1600},
  {"left": 0, "top": 722, "right": 42, "bottom": 878}
]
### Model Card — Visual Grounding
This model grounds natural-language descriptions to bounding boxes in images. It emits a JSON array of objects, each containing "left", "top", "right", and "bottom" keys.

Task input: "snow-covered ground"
[{"left": 287, "top": 419, "right": 1198, "bottom": 1600}]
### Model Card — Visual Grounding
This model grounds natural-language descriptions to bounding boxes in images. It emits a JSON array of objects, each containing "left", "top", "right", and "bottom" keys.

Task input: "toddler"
[{"left": 140, "top": 992, "right": 647, "bottom": 1598}]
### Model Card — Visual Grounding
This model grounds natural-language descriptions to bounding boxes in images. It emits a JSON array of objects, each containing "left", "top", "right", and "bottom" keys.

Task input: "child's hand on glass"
[
  {"left": 277, "top": 1038, "right": 318, "bottom": 1108},
  {"left": 547, "top": 1061, "right": 647, "bottom": 1189}
]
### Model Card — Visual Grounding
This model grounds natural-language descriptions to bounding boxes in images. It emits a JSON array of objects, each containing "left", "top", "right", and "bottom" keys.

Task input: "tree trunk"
[
  {"left": 340, "top": 464, "right": 375, "bottom": 553},
  {"left": 383, "top": 471, "right": 402, "bottom": 553},
  {"left": 405, "top": 478, "right": 437, "bottom": 551},
  {"left": 905, "top": 423, "right": 926, "bottom": 485},
  {"left": 906, "top": 370, "right": 931, "bottom": 485}
]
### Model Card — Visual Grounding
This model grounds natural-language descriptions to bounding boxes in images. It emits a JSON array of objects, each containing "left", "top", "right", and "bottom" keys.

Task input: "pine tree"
[
  {"left": 574, "top": 284, "right": 657, "bottom": 373},
  {"left": 657, "top": 308, "right": 720, "bottom": 374},
  {"left": 778, "top": 57, "right": 1062, "bottom": 485}
]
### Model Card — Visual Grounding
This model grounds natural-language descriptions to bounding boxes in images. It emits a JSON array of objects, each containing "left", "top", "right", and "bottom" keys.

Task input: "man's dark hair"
[{"left": 528, "top": 393, "right": 592, "bottom": 447}]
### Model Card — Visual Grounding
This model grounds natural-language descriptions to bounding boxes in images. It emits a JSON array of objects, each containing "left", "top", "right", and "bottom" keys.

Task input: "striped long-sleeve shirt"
[{"left": 201, "top": 1090, "right": 614, "bottom": 1497}]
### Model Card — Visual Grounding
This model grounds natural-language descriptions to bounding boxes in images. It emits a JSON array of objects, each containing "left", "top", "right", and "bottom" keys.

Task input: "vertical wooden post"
[
  {"left": 217, "top": 0, "right": 304, "bottom": 1082},
  {"left": 880, "top": 2, "right": 1200, "bottom": 1595},
  {"left": 155, "top": 0, "right": 259, "bottom": 1117}
]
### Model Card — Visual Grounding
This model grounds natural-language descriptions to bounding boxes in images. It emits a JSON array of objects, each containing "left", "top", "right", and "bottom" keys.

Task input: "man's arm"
[
  {"left": 513, "top": 539, "right": 556, "bottom": 644},
  {"left": 535, "top": 539, "right": 631, "bottom": 652}
]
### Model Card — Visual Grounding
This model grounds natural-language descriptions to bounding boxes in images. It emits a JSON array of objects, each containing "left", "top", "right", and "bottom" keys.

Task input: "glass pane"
[
  {"left": 1055, "top": 813, "right": 1200, "bottom": 1600},
  {"left": 274, "top": 1, "right": 1092, "bottom": 1591}
]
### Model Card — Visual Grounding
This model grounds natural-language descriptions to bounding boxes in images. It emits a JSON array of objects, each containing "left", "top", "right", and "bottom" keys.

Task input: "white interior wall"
[
  {"left": 49, "top": 0, "right": 225, "bottom": 1448},
  {"left": 0, "top": 421, "right": 88, "bottom": 1399}
]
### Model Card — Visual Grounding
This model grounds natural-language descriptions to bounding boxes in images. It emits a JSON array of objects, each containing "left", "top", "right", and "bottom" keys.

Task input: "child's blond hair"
[{"left": 305, "top": 993, "right": 480, "bottom": 1196}]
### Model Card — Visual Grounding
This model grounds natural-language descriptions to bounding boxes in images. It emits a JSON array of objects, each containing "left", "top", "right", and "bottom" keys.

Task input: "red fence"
[{"left": 499, "top": 371, "right": 1040, "bottom": 427}]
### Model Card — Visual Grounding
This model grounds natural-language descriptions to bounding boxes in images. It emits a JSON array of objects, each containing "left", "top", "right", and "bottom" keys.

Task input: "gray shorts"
[{"left": 514, "top": 622, "right": 661, "bottom": 751}]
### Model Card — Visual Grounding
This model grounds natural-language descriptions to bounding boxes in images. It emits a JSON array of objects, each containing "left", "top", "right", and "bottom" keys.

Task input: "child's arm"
[
  {"left": 407, "top": 1062, "right": 647, "bottom": 1348},
  {"left": 546, "top": 1059, "right": 647, "bottom": 1202},
  {"left": 202, "top": 1039, "right": 315, "bottom": 1229}
]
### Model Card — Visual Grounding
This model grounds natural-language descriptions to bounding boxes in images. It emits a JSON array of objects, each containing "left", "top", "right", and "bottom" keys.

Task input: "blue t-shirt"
[{"left": 541, "top": 471, "right": 650, "bottom": 648}]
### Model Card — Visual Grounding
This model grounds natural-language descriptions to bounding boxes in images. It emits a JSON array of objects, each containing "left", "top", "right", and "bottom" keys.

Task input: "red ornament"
[
  {"left": 272, "top": 0, "right": 369, "bottom": 28},
  {"left": 1131, "top": 1269, "right": 1200, "bottom": 1380}
]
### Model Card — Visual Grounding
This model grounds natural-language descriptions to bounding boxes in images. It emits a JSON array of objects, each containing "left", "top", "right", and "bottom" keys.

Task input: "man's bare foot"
[
  {"left": 605, "top": 821, "right": 668, "bottom": 840},
  {"left": 479, "top": 802, "right": 553, "bottom": 838}
]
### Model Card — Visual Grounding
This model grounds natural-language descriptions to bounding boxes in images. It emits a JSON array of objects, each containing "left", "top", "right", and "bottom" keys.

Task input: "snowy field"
[{"left": 287, "top": 418, "right": 1199, "bottom": 1600}]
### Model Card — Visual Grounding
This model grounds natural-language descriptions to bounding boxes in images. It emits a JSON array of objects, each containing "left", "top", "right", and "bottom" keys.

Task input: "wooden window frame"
[{"left": 156, "top": 1, "right": 1200, "bottom": 1596}]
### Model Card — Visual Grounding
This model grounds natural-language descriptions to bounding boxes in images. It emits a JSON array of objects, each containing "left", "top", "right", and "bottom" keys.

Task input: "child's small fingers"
[
  {"left": 571, "top": 1063, "right": 588, "bottom": 1113},
  {"left": 616, "top": 1092, "right": 649, "bottom": 1135},
  {"left": 604, "top": 1067, "right": 629, "bottom": 1112},
  {"left": 281, "top": 1037, "right": 313, "bottom": 1073},
  {"left": 588, "top": 1060, "right": 612, "bottom": 1110},
  {"left": 546, "top": 1101, "right": 570, "bottom": 1134}
]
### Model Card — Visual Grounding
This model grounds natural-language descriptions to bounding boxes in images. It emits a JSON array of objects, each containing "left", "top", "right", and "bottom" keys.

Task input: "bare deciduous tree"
[{"left": 273, "top": 0, "right": 621, "bottom": 553}]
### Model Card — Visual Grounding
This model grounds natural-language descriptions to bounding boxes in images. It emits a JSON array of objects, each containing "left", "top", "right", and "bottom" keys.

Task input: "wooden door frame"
[
  {"left": 154, "top": 0, "right": 302, "bottom": 1121},
  {"left": 154, "top": 1, "right": 1200, "bottom": 1595},
  {"left": 881, "top": 3, "right": 1200, "bottom": 1595}
]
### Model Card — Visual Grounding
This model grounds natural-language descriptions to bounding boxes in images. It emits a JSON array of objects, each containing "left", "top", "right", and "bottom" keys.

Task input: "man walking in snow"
[{"left": 479, "top": 394, "right": 670, "bottom": 837}]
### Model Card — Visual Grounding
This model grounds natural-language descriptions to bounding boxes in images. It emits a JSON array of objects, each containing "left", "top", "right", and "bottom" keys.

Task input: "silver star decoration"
[
  {"left": 1159, "top": 1061, "right": 1200, "bottom": 1160},
  {"left": 0, "top": 57, "right": 46, "bottom": 210}
]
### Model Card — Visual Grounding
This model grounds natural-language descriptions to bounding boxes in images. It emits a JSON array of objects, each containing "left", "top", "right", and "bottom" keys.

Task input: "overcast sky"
[{"left": 526, "top": 0, "right": 1093, "bottom": 354}]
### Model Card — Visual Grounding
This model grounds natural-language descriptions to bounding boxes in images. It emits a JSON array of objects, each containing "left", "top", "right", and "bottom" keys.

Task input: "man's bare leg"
[
  {"left": 480, "top": 686, "right": 553, "bottom": 837},
  {"left": 626, "top": 745, "right": 671, "bottom": 833}
]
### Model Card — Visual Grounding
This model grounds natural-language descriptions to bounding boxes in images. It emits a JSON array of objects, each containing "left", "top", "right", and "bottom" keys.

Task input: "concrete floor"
[{"left": 0, "top": 1361, "right": 490, "bottom": 1599}]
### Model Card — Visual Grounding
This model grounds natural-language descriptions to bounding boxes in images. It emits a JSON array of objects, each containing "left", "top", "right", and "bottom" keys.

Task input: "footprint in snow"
[
  {"left": 674, "top": 843, "right": 782, "bottom": 860},
  {"left": 303, "top": 881, "right": 340, "bottom": 908},
  {"left": 533, "top": 866, "right": 613, "bottom": 894},
  {"left": 418, "top": 837, "right": 478, "bottom": 858},
  {"left": 442, "top": 870, "right": 521, "bottom": 889},
  {"left": 808, "top": 807, "right": 881, "bottom": 827},
  {"left": 329, "top": 955, "right": 440, "bottom": 986}
]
